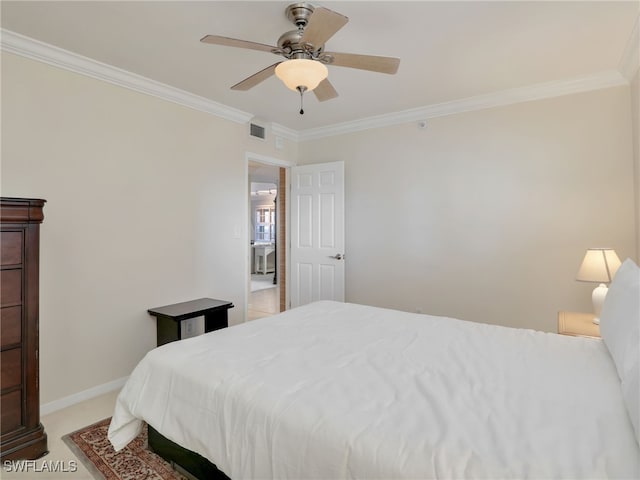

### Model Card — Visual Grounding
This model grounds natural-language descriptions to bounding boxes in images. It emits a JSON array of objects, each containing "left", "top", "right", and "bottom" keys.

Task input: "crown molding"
[
  {"left": 1, "top": 28, "right": 631, "bottom": 143},
  {"left": 0, "top": 28, "right": 253, "bottom": 125},
  {"left": 297, "top": 70, "right": 629, "bottom": 141},
  {"left": 271, "top": 123, "right": 299, "bottom": 142},
  {"left": 619, "top": 14, "right": 639, "bottom": 81}
]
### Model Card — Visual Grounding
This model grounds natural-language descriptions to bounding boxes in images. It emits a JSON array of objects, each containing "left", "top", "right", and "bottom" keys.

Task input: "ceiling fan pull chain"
[{"left": 297, "top": 85, "right": 306, "bottom": 114}]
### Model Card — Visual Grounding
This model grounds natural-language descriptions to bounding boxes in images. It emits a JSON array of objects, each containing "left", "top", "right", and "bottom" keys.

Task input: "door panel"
[
  {"left": 298, "top": 195, "right": 313, "bottom": 247},
  {"left": 291, "top": 161, "right": 345, "bottom": 307}
]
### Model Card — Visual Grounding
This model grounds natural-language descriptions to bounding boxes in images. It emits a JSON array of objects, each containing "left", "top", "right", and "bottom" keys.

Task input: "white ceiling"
[{"left": 2, "top": 1, "right": 638, "bottom": 131}]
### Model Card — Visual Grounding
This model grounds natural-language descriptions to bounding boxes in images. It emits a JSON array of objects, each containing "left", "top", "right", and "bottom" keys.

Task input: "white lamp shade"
[
  {"left": 275, "top": 59, "right": 328, "bottom": 91},
  {"left": 576, "top": 248, "right": 621, "bottom": 283}
]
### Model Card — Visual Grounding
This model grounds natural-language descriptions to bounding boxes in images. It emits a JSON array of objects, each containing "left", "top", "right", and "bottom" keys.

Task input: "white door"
[{"left": 290, "top": 161, "right": 345, "bottom": 307}]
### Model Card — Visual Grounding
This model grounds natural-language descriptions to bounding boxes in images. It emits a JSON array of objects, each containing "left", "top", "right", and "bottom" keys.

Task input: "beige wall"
[
  {"left": 299, "top": 87, "right": 636, "bottom": 333},
  {"left": 2, "top": 50, "right": 638, "bottom": 408},
  {"left": 1, "top": 53, "right": 297, "bottom": 404}
]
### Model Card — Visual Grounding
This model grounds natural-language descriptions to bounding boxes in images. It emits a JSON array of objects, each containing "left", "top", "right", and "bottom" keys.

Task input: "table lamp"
[{"left": 576, "top": 248, "right": 621, "bottom": 324}]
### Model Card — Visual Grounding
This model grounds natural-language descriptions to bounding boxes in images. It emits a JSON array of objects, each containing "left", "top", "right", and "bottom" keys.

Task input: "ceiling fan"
[{"left": 200, "top": 2, "right": 400, "bottom": 114}]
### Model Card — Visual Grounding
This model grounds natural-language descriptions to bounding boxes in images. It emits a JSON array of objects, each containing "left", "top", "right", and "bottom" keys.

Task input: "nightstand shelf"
[
  {"left": 148, "top": 298, "right": 234, "bottom": 346},
  {"left": 557, "top": 311, "right": 600, "bottom": 338}
]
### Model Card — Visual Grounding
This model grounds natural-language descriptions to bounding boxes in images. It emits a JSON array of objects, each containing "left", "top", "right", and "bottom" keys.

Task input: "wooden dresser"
[{"left": 1, "top": 197, "right": 48, "bottom": 460}]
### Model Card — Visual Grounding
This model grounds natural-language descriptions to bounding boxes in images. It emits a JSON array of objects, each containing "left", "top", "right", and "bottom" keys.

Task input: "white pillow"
[
  {"left": 622, "top": 358, "right": 639, "bottom": 446},
  {"left": 599, "top": 258, "right": 640, "bottom": 445}
]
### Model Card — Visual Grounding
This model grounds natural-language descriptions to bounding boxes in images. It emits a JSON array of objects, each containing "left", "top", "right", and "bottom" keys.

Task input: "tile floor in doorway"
[{"left": 248, "top": 274, "right": 279, "bottom": 321}]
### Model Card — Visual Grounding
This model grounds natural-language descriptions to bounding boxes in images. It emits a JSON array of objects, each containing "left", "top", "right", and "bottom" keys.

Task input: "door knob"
[{"left": 330, "top": 254, "right": 344, "bottom": 260}]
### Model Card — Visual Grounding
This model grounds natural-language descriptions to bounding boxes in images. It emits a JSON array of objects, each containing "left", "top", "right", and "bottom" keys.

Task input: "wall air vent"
[{"left": 250, "top": 123, "right": 266, "bottom": 140}]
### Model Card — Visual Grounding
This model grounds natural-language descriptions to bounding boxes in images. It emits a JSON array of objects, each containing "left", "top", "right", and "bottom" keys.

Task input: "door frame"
[{"left": 244, "top": 152, "right": 295, "bottom": 323}]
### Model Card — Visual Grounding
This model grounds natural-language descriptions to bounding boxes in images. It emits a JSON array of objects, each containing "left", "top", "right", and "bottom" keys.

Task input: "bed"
[{"left": 108, "top": 260, "right": 640, "bottom": 479}]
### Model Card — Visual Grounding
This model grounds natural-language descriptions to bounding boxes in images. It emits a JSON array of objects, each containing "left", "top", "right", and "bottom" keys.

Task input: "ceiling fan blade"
[
  {"left": 200, "top": 35, "right": 277, "bottom": 54},
  {"left": 325, "top": 52, "right": 400, "bottom": 74},
  {"left": 231, "top": 63, "right": 281, "bottom": 91},
  {"left": 313, "top": 78, "right": 338, "bottom": 102},
  {"left": 301, "top": 7, "right": 348, "bottom": 46}
]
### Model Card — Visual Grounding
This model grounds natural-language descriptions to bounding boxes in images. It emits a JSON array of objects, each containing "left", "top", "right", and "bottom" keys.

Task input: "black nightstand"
[{"left": 148, "top": 298, "right": 234, "bottom": 346}]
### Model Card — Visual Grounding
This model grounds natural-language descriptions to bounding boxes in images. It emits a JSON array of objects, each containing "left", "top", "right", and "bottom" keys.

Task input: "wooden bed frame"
[{"left": 147, "top": 425, "right": 230, "bottom": 480}]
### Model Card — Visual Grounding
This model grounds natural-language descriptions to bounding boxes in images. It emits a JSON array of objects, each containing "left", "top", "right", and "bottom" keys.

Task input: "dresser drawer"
[
  {"left": 1, "top": 390, "right": 22, "bottom": 435},
  {"left": 1, "top": 348, "right": 22, "bottom": 390},
  {"left": 0, "top": 269, "right": 22, "bottom": 308},
  {"left": 0, "top": 306, "right": 21, "bottom": 348},
  {"left": 1, "top": 231, "right": 23, "bottom": 266}
]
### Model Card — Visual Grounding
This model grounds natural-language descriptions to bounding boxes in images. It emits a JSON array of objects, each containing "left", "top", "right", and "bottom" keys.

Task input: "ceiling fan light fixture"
[{"left": 275, "top": 59, "right": 328, "bottom": 91}]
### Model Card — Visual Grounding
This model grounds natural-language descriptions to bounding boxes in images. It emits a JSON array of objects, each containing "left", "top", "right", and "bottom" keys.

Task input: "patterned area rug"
[{"left": 62, "top": 418, "right": 187, "bottom": 480}]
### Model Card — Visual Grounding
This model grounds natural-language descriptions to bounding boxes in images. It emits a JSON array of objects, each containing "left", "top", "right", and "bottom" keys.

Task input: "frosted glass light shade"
[
  {"left": 576, "top": 248, "right": 621, "bottom": 283},
  {"left": 275, "top": 59, "right": 328, "bottom": 91}
]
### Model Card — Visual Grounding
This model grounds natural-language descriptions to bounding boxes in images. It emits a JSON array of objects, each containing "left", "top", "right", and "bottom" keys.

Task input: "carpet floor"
[{"left": 62, "top": 418, "right": 187, "bottom": 480}]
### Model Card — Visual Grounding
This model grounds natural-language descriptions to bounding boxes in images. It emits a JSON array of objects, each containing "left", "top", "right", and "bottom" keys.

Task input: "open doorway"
[{"left": 248, "top": 161, "right": 286, "bottom": 320}]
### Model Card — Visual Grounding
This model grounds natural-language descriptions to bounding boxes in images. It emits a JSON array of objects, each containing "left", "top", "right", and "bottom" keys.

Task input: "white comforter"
[{"left": 109, "top": 301, "right": 640, "bottom": 479}]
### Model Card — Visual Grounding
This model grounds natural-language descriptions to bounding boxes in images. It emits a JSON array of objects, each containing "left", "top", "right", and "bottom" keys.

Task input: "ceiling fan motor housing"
[
  {"left": 279, "top": 3, "right": 323, "bottom": 60},
  {"left": 277, "top": 31, "right": 323, "bottom": 59}
]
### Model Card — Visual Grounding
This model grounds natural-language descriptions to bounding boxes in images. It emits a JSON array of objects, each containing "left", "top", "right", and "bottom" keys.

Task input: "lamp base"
[{"left": 591, "top": 283, "right": 608, "bottom": 325}]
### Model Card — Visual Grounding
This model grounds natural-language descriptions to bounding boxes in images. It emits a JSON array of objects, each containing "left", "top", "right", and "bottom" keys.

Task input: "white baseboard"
[{"left": 40, "top": 376, "right": 129, "bottom": 416}]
